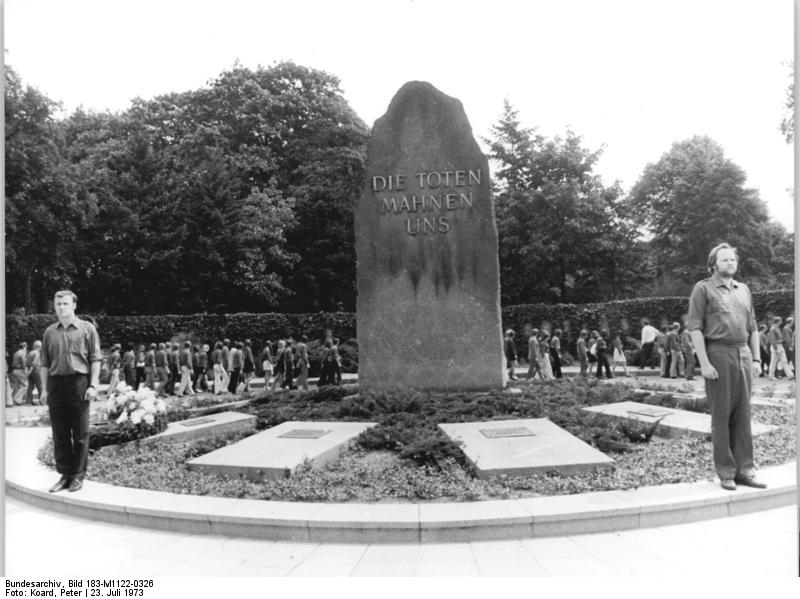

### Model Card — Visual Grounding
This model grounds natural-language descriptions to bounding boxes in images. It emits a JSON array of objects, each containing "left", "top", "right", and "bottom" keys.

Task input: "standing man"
[
  {"left": 25, "top": 340, "right": 43, "bottom": 405},
  {"left": 639, "top": 319, "right": 659, "bottom": 369},
  {"left": 575, "top": 330, "right": 589, "bottom": 377},
  {"left": 666, "top": 323, "right": 683, "bottom": 378},
  {"left": 687, "top": 243, "right": 766, "bottom": 491},
  {"left": 154, "top": 343, "right": 169, "bottom": 397},
  {"left": 40, "top": 290, "right": 101, "bottom": 493}
]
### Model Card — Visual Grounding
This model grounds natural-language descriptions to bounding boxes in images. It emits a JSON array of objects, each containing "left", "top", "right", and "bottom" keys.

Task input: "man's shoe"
[
  {"left": 720, "top": 479, "right": 737, "bottom": 491},
  {"left": 49, "top": 476, "right": 70, "bottom": 493},
  {"left": 68, "top": 478, "right": 83, "bottom": 492},
  {"left": 734, "top": 476, "right": 767, "bottom": 489}
]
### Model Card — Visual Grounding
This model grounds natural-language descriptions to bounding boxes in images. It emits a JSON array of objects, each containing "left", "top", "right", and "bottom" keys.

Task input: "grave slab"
[
  {"left": 187, "top": 421, "right": 376, "bottom": 482},
  {"left": 438, "top": 418, "right": 614, "bottom": 479},
  {"left": 148, "top": 411, "right": 257, "bottom": 444},
  {"left": 582, "top": 401, "right": 777, "bottom": 437}
]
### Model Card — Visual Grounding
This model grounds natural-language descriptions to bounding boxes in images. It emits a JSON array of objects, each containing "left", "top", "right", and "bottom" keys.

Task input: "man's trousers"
[
  {"left": 47, "top": 374, "right": 90, "bottom": 481},
  {"left": 704, "top": 343, "right": 756, "bottom": 481}
]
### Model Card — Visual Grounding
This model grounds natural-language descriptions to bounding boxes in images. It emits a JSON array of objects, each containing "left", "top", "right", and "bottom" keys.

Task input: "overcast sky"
[{"left": 4, "top": 0, "right": 795, "bottom": 230}]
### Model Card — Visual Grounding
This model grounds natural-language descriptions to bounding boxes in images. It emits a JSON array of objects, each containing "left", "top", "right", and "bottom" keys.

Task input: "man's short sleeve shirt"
[
  {"left": 686, "top": 273, "right": 756, "bottom": 344},
  {"left": 40, "top": 318, "right": 102, "bottom": 375}
]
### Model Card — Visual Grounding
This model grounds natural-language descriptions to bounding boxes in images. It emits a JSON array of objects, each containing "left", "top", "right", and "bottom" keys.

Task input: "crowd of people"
[
  {"left": 6, "top": 333, "right": 346, "bottom": 406},
  {"left": 502, "top": 313, "right": 796, "bottom": 383}
]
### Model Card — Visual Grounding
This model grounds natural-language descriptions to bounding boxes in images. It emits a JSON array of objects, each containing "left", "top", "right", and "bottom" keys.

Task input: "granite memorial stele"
[{"left": 355, "top": 81, "right": 504, "bottom": 390}]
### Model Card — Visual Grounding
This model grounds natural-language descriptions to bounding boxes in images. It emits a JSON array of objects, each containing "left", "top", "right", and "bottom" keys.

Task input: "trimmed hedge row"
[{"left": 5, "top": 290, "right": 793, "bottom": 361}]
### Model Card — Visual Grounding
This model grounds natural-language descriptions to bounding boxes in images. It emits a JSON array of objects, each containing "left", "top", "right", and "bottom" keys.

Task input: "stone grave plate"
[
  {"left": 187, "top": 421, "right": 376, "bottom": 482},
  {"left": 439, "top": 418, "right": 613, "bottom": 479},
  {"left": 143, "top": 411, "right": 257, "bottom": 445},
  {"left": 179, "top": 417, "right": 217, "bottom": 427},
  {"left": 480, "top": 427, "right": 534, "bottom": 438},
  {"left": 279, "top": 429, "right": 330, "bottom": 439},
  {"left": 582, "top": 401, "right": 778, "bottom": 438},
  {"left": 626, "top": 407, "right": 672, "bottom": 419}
]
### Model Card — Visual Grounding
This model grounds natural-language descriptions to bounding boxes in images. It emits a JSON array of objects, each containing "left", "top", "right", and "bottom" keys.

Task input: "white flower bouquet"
[{"left": 90, "top": 383, "right": 169, "bottom": 449}]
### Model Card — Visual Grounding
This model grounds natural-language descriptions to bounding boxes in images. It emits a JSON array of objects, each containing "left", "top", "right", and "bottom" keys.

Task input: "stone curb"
[{"left": 5, "top": 427, "right": 796, "bottom": 544}]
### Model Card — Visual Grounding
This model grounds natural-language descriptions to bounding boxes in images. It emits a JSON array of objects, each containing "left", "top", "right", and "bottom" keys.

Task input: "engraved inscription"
[
  {"left": 278, "top": 429, "right": 331, "bottom": 439},
  {"left": 480, "top": 427, "right": 535, "bottom": 438},
  {"left": 178, "top": 417, "right": 217, "bottom": 427}
]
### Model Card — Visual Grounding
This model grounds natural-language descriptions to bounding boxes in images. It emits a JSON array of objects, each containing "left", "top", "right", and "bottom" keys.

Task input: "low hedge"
[{"left": 6, "top": 290, "right": 793, "bottom": 366}]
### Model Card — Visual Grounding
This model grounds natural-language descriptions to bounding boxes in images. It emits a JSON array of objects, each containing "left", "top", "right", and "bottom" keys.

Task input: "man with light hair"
[
  {"left": 687, "top": 243, "right": 766, "bottom": 491},
  {"left": 40, "top": 290, "right": 101, "bottom": 493}
]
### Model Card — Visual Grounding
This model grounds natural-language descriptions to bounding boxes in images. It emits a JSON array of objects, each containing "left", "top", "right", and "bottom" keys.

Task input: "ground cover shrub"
[{"left": 40, "top": 378, "right": 793, "bottom": 502}]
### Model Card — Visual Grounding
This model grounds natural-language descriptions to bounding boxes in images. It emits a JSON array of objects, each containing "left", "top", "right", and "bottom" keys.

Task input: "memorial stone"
[{"left": 355, "top": 81, "right": 504, "bottom": 390}]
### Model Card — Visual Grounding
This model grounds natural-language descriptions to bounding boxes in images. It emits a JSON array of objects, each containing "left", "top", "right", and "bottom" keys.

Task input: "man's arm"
[
  {"left": 40, "top": 367, "right": 49, "bottom": 403},
  {"left": 689, "top": 330, "right": 717, "bottom": 380}
]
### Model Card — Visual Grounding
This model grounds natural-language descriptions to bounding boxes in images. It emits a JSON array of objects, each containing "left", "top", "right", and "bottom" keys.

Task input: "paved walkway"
[{"left": 4, "top": 496, "right": 797, "bottom": 576}]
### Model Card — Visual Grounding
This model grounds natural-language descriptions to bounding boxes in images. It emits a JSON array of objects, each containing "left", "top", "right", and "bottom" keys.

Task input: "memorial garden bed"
[{"left": 37, "top": 378, "right": 796, "bottom": 502}]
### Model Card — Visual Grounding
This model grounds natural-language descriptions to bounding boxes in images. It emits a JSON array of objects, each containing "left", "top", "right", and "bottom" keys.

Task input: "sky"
[{"left": 4, "top": 0, "right": 796, "bottom": 230}]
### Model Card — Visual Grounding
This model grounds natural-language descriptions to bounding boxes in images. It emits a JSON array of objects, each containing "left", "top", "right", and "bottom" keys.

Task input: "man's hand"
[
  {"left": 752, "top": 362, "right": 762, "bottom": 378},
  {"left": 84, "top": 386, "right": 98, "bottom": 402},
  {"left": 700, "top": 363, "right": 718, "bottom": 380},
  {"left": 39, "top": 391, "right": 48, "bottom": 404}
]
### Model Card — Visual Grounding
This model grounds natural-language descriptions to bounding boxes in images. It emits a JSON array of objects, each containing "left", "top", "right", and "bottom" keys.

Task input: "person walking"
[
  {"left": 504, "top": 329, "right": 519, "bottom": 381},
  {"left": 106, "top": 343, "right": 122, "bottom": 396},
  {"left": 667, "top": 323, "right": 683, "bottom": 378},
  {"left": 687, "top": 242, "right": 766, "bottom": 491},
  {"left": 154, "top": 343, "right": 169, "bottom": 397},
  {"left": 782, "top": 317, "right": 795, "bottom": 370},
  {"left": 25, "top": 340, "right": 43, "bottom": 405},
  {"left": 281, "top": 340, "right": 295, "bottom": 390},
  {"left": 134, "top": 344, "right": 146, "bottom": 390},
  {"left": 228, "top": 341, "right": 243, "bottom": 394},
  {"left": 295, "top": 336, "right": 310, "bottom": 391},
  {"left": 271, "top": 340, "right": 287, "bottom": 391},
  {"left": 168, "top": 342, "right": 181, "bottom": 396},
  {"left": 260, "top": 340, "right": 274, "bottom": 387},
  {"left": 121, "top": 344, "right": 136, "bottom": 388},
  {"left": 177, "top": 341, "right": 195, "bottom": 396},
  {"left": 194, "top": 344, "right": 209, "bottom": 393},
  {"left": 10, "top": 342, "right": 29, "bottom": 406},
  {"left": 680, "top": 326, "right": 696, "bottom": 380},
  {"left": 332, "top": 338, "right": 343, "bottom": 385},
  {"left": 639, "top": 319, "right": 659, "bottom": 369},
  {"left": 39, "top": 290, "right": 101, "bottom": 493},
  {"left": 318, "top": 339, "right": 335, "bottom": 386},
  {"left": 144, "top": 343, "right": 156, "bottom": 390},
  {"left": 594, "top": 330, "right": 613, "bottom": 379},
  {"left": 550, "top": 329, "right": 563, "bottom": 379},
  {"left": 768, "top": 316, "right": 794, "bottom": 380},
  {"left": 539, "top": 332, "right": 553, "bottom": 379},
  {"left": 242, "top": 339, "right": 256, "bottom": 392},
  {"left": 611, "top": 333, "right": 630, "bottom": 377},
  {"left": 210, "top": 342, "right": 224, "bottom": 395},
  {"left": 576, "top": 330, "right": 589, "bottom": 377},
  {"left": 527, "top": 329, "right": 542, "bottom": 379},
  {"left": 220, "top": 339, "right": 232, "bottom": 392},
  {"left": 656, "top": 327, "right": 669, "bottom": 377}
]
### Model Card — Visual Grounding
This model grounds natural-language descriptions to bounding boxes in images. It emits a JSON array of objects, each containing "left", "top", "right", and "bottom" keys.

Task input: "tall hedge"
[{"left": 4, "top": 290, "right": 793, "bottom": 359}]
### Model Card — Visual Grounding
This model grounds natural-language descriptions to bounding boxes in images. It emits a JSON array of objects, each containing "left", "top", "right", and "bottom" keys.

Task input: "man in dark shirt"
[
  {"left": 40, "top": 290, "right": 101, "bottom": 493},
  {"left": 177, "top": 341, "right": 195, "bottom": 396},
  {"left": 228, "top": 341, "right": 243, "bottom": 394},
  {"left": 782, "top": 317, "right": 795, "bottom": 369},
  {"left": 504, "top": 329, "right": 518, "bottom": 381},
  {"left": 687, "top": 243, "right": 765, "bottom": 491},
  {"left": 168, "top": 342, "right": 181, "bottom": 396}
]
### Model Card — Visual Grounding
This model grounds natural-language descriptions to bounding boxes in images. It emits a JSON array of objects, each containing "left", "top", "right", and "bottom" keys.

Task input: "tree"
[
  {"left": 486, "top": 102, "right": 643, "bottom": 304},
  {"left": 4, "top": 66, "right": 96, "bottom": 313},
  {"left": 58, "top": 61, "right": 367, "bottom": 314},
  {"left": 628, "top": 136, "right": 772, "bottom": 287},
  {"left": 780, "top": 61, "right": 794, "bottom": 143}
]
